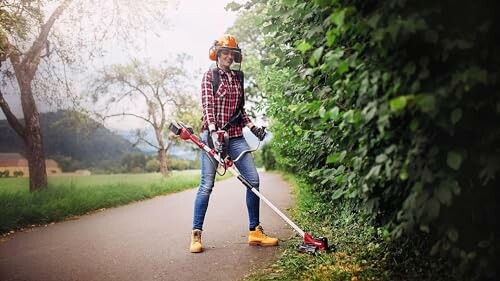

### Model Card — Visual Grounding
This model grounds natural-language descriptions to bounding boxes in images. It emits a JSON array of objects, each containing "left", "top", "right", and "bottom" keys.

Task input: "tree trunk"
[
  {"left": 1, "top": 0, "right": 73, "bottom": 192},
  {"left": 158, "top": 147, "right": 168, "bottom": 177},
  {"left": 20, "top": 83, "right": 47, "bottom": 191}
]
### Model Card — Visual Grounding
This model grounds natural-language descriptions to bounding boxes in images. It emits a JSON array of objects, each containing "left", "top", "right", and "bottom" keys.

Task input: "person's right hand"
[{"left": 210, "top": 130, "right": 220, "bottom": 150}]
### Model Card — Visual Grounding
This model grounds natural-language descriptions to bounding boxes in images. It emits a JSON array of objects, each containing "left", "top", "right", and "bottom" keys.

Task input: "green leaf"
[
  {"left": 337, "top": 62, "right": 349, "bottom": 74},
  {"left": 282, "top": 0, "right": 297, "bottom": 7},
  {"left": 366, "top": 165, "right": 382, "bottom": 178},
  {"left": 447, "top": 151, "right": 462, "bottom": 170},
  {"left": 451, "top": 108, "right": 462, "bottom": 125},
  {"left": 430, "top": 241, "right": 441, "bottom": 255},
  {"left": 399, "top": 168, "right": 408, "bottom": 180},
  {"left": 376, "top": 154, "right": 388, "bottom": 163},
  {"left": 296, "top": 41, "right": 312, "bottom": 54},
  {"left": 224, "top": 2, "right": 242, "bottom": 11},
  {"left": 309, "top": 47, "right": 324, "bottom": 66},
  {"left": 447, "top": 228, "right": 459, "bottom": 242},
  {"left": 319, "top": 105, "right": 326, "bottom": 118},
  {"left": 415, "top": 94, "right": 436, "bottom": 113},
  {"left": 478, "top": 240, "right": 491, "bottom": 248},
  {"left": 367, "top": 14, "right": 381, "bottom": 29},
  {"left": 326, "top": 151, "right": 346, "bottom": 164},
  {"left": 330, "top": 9, "right": 346, "bottom": 27},
  {"left": 363, "top": 102, "right": 377, "bottom": 121},
  {"left": 326, "top": 29, "right": 337, "bottom": 47},
  {"left": 343, "top": 109, "right": 354, "bottom": 122},
  {"left": 419, "top": 224, "right": 430, "bottom": 233},
  {"left": 316, "top": 0, "right": 331, "bottom": 8},
  {"left": 389, "top": 96, "right": 409, "bottom": 111},
  {"left": 331, "top": 188, "right": 345, "bottom": 200}
]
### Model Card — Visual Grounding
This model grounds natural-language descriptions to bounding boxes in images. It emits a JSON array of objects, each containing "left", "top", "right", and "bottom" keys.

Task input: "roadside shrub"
[
  {"left": 145, "top": 158, "right": 160, "bottom": 172},
  {"left": 0, "top": 170, "right": 10, "bottom": 178},
  {"left": 261, "top": 142, "right": 276, "bottom": 170},
  {"left": 252, "top": 0, "right": 500, "bottom": 279}
]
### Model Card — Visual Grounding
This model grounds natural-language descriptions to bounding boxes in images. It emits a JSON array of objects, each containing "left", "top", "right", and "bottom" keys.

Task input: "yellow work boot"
[
  {"left": 248, "top": 225, "right": 279, "bottom": 246},
  {"left": 190, "top": 229, "right": 203, "bottom": 253}
]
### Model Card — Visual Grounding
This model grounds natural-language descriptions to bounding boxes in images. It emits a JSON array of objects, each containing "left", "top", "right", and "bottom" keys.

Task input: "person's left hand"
[{"left": 250, "top": 125, "right": 266, "bottom": 141}]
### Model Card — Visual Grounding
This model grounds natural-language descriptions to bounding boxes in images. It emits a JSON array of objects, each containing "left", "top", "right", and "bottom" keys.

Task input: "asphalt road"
[{"left": 0, "top": 172, "right": 296, "bottom": 281}]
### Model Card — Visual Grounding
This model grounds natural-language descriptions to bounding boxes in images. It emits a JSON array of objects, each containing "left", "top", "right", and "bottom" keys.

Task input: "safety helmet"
[{"left": 208, "top": 34, "right": 242, "bottom": 63}]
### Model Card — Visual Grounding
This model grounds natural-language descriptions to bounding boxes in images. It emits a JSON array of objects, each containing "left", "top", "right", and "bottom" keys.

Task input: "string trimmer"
[{"left": 169, "top": 121, "right": 329, "bottom": 254}]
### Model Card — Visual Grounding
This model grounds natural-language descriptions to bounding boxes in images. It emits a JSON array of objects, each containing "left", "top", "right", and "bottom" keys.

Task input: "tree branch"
[
  {"left": 135, "top": 136, "right": 160, "bottom": 150},
  {"left": 0, "top": 89, "right": 26, "bottom": 139},
  {"left": 115, "top": 77, "right": 150, "bottom": 102},
  {"left": 23, "top": 0, "right": 73, "bottom": 78},
  {"left": 104, "top": 112, "right": 155, "bottom": 127}
]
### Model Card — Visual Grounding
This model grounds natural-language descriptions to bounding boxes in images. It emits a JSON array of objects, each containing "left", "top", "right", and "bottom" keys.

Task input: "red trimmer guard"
[{"left": 303, "top": 232, "right": 329, "bottom": 251}]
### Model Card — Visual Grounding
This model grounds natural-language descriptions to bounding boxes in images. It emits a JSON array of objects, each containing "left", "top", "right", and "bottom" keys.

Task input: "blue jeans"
[{"left": 192, "top": 131, "right": 260, "bottom": 231}]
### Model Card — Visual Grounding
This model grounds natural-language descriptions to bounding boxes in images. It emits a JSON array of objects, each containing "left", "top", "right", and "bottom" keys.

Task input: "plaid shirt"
[{"left": 201, "top": 68, "right": 251, "bottom": 138}]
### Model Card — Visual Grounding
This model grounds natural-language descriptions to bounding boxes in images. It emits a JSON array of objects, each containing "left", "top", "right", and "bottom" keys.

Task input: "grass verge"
[
  {"left": 0, "top": 171, "right": 231, "bottom": 235},
  {"left": 244, "top": 172, "right": 388, "bottom": 281}
]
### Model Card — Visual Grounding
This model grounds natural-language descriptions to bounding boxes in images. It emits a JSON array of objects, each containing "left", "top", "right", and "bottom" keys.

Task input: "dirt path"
[{"left": 0, "top": 172, "right": 295, "bottom": 281}]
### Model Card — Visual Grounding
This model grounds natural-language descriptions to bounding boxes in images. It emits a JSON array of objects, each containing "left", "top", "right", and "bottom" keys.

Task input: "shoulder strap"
[
  {"left": 211, "top": 68, "right": 220, "bottom": 94},
  {"left": 235, "top": 70, "right": 244, "bottom": 93},
  {"left": 234, "top": 70, "right": 244, "bottom": 108},
  {"left": 211, "top": 69, "right": 244, "bottom": 95}
]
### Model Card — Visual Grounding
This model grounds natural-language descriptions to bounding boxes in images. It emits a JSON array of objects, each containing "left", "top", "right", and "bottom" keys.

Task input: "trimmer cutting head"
[{"left": 297, "top": 232, "right": 330, "bottom": 254}]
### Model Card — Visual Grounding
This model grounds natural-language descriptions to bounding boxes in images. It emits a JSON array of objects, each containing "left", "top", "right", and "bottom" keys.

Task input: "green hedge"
[{"left": 251, "top": 0, "right": 499, "bottom": 279}]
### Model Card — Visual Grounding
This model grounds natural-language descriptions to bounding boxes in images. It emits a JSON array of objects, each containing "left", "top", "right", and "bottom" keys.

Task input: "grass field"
[{"left": 0, "top": 171, "right": 231, "bottom": 235}]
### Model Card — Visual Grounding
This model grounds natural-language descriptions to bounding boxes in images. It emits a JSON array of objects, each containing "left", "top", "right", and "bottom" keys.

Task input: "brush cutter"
[{"left": 169, "top": 121, "right": 330, "bottom": 253}]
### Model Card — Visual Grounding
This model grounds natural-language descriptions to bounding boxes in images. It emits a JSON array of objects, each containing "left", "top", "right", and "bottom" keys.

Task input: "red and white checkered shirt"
[{"left": 201, "top": 68, "right": 251, "bottom": 138}]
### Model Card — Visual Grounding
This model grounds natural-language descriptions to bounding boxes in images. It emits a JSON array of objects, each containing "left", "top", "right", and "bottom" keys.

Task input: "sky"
[
  {"left": 103, "top": 0, "right": 240, "bottom": 76},
  {"left": 99, "top": 0, "right": 241, "bottom": 129},
  {"left": 1, "top": 0, "right": 241, "bottom": 130},
  {"left": 149, "top": 0, "right": 240, "bottom": 73}
]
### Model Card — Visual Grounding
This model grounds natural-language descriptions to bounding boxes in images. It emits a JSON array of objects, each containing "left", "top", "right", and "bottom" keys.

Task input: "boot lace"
[
  {"left": 256, "top": 225, "right": 268, "bottom": 237},
  {"left": 193, "top": 230, "right": 202, "bottom": 243}
]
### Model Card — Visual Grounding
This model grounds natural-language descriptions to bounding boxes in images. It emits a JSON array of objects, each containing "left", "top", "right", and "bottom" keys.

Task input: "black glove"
[
  {"left": 250, "top": 125, "right": 266, "bottom": 141},
  {"left": 210, "top": 130, "right": 220, "bottom": 150}
]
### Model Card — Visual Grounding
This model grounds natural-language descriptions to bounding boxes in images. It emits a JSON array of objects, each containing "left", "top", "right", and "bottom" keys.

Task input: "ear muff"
[
  {"left": 209, "top": 46, "right": 217, "bottom": 61},
  {"left": 209, "top": 40, "right": 218, "bottom": 61}
]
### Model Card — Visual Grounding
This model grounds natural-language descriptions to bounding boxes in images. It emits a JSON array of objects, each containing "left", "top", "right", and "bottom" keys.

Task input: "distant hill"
[{"left": 0, "top": 110, "right": 141, "bottom": 167}]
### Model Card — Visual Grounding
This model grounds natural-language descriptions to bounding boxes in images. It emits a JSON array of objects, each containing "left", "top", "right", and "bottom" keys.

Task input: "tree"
[
  {"left": 0, "top": 0, "right": 73, "bottom": 191},
  {"left": 0, "top": 0, "right": 172, "bottom": 191},
  {"left": 93, "top": 57, "right": 197, "bottom": 176}
]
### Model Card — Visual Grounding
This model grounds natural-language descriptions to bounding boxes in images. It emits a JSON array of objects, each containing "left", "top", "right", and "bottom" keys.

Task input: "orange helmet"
[{"left": 209, "top": 34, "right": 242, "bottom": 63}]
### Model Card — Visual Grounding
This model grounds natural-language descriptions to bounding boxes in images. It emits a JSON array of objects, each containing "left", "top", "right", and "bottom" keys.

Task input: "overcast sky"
[
  {"left": 1, "top": 0, "right": 241, "bottom": 130},
  {"left": 100, "top": 0, "right": 241, "bottom": 129}
]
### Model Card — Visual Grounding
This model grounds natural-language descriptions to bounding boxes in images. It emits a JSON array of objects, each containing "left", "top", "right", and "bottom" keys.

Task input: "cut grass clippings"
[{"left": 0, "top": 171, "right": 232, "bottom": 235}]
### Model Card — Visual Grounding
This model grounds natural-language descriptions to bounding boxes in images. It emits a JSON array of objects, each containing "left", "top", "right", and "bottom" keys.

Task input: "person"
[{"left": 190, "top": 34, "right": 278, "bottom": 253}]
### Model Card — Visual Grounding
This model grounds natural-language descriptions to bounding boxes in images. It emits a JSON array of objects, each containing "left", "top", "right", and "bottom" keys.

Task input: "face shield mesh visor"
[{"left": 217, "top": 48, "right": 242, "bottom": 63}]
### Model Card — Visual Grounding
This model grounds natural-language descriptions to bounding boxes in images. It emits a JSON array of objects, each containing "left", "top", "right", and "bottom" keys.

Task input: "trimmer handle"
[{"left": 216, "top": 130, "right": 229, "bottom": 158}]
